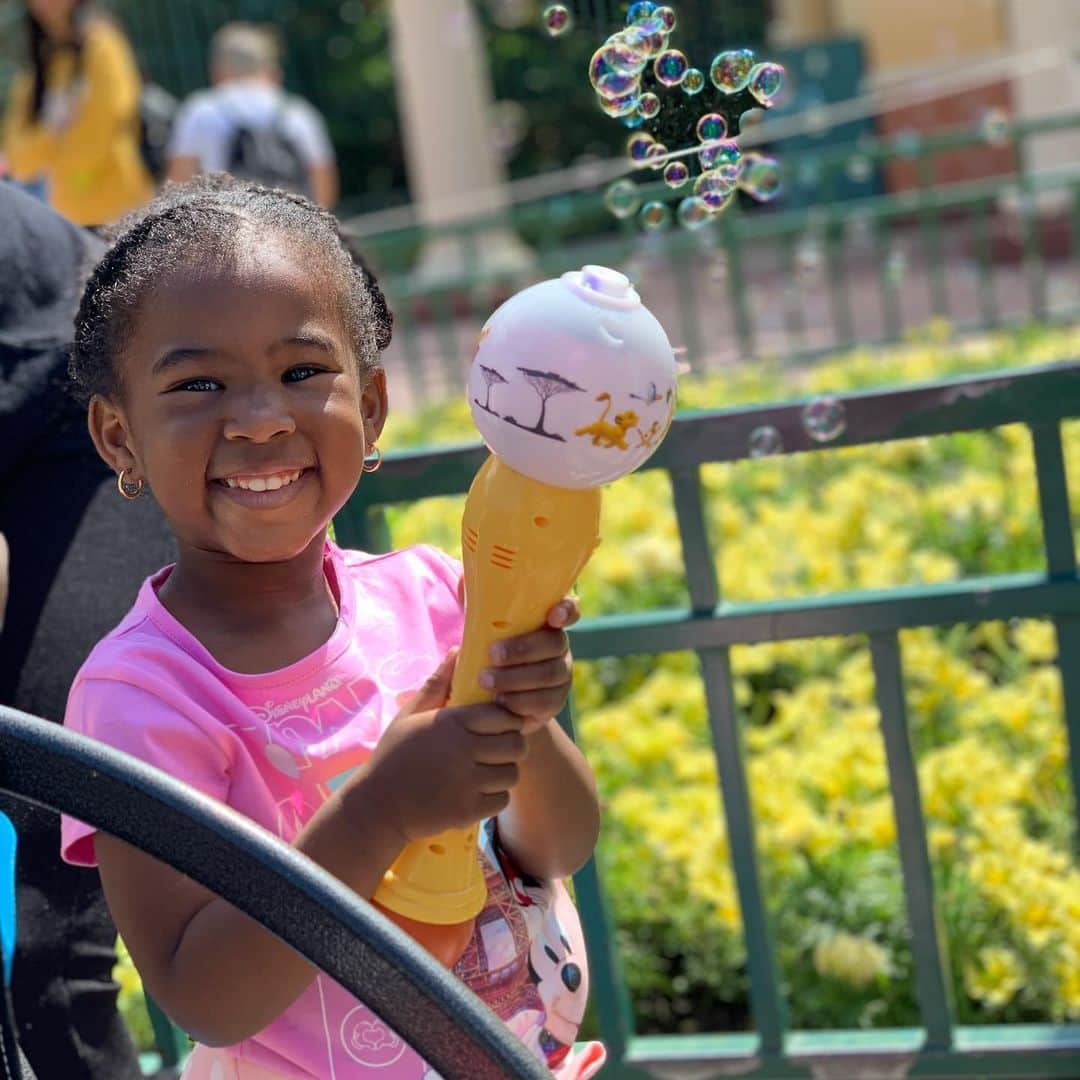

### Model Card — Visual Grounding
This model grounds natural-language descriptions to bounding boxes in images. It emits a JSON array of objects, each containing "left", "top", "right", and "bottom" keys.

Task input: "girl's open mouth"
[{"left": 214, "top": 467, "right": 313, "bottom": 508}]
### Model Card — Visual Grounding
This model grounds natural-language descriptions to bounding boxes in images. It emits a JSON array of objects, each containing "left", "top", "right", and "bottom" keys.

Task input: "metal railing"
[
  {"left": 346, "top": 112, "right": 1080, "bottom": 407},
  {"left": 0, "top": 707, "right": 548, "bottom": 1080},
  {"left": 334, "top": 360, "right": 1080, "bottom": 1078}
]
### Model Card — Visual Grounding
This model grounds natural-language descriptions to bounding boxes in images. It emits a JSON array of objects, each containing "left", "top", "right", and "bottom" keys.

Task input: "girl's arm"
[
  {"left": 94, "top": 654, "right": 527, "bottom": 1047},
  {"left": 487, "top": 599, "right": 602, "bottom": 880},
  {"left": 497, "top": 721, "right": 600, "bottom": 880},
  {"left": 96, "top": 778, "right": 404, "bottom": 1047}
]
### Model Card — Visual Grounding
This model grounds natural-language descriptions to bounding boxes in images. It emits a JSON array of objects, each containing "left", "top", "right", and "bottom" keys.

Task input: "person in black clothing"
[{"left": 0, "top": 180, "right": 177, "bottom": 1079}]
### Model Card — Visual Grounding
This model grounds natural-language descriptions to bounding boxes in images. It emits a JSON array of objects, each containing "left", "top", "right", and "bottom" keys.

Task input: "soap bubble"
[
  {"left": 979, "top": 107, "right": 1010, "bottom": 147},
  {"left": 740, "top": 106, "right": 766, "bottom": 131},
  {"left": 604, "top": 178, "right": 642, "bottom": 219},
  {"left": 739, "top": 153, "right": 782, "bottom": 202},
  {"left": 663, "top": 160, "right": 690, "bottom": 188},
  {"left": 622, "top": 112, "right": 645, "bottom": 129},
  {"left": 589, "top": 42, "right": 645, "bottom": 95},
  {"left": 846, "top": 155, "right": 873, "bottom": 183},
  {"left": 654, "top": 5, "right": 676, "bottom": 30},
  {"left": 802, "top": 396, "right": 846, "bottom": 442},
  {"left": 795, "top": 239, "right": 824, "bottom": 278},
  {"left": 694, "top": 169, "right": 737, "bottom": 211},
  {"left": 654, "top": 49, "right": 689, "bottom": 87},
  {"left": 677, "top": 195, "right": 711, "bottom": 230},
  {"left": 698, "top": 138, "right": 740, "bottom": 178},
  {"left": 542, "top": 3, "right": 573, "bottom": 36},
  {"left": 630, "top": 12, "right": 667, "bottom": 35},
  {"left": 682, "top": 67, "right": 705, "bottom": 95},
  {"left": 639, "top": 200, "right": 671, "bottom": 230},
  {"left": 710, "top": 48, "right": 755, "bottom": 93},
  {"left": 610, "top": 25, "right": 653, "bottom": 63},
  {"left": 645, "top": 141, "right": 669, "bottom": 167},
  {"left": 637, "top": 92, "right": 661, "bottom": 119},
  {"left": 749, "top": 425, "right": 783, "bottom": 458},
  {"left": 747, "top": 61, "right": 784, "bottom": 105},
  {"left": 626, "top": 1, "right": 657, "bottom": 24},
  {"left": 598, "top": 89, "right": 641, "bottom": 118},
  {"left": 885, "top": 248, "right": 907, "bottom": 284},
  {"left": 627, "top": 131, "right": 656, "bottom": 167},
  {"left": 696, "top": 112, "right": 728, "bottom": 143},
  {"left": 632, "top": 26, "right": 669, "bottom": 58}
]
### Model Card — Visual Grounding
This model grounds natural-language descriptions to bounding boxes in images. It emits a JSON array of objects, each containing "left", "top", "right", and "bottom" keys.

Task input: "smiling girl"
[{"left": 59, "top": 177, "right": 604, "bottom": 1079}]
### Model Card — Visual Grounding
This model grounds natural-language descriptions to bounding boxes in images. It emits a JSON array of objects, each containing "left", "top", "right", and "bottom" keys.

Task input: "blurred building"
[{"left": 771, "top": 0, "right": 1080, "bottom": 202}]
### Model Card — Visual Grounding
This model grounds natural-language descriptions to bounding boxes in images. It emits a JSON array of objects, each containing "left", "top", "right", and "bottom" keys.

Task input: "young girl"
[{"left": 59, "top": 177, "right": 606, "bottom": 1079}]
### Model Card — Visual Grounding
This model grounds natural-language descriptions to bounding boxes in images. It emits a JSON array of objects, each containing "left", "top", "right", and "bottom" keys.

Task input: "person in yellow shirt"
[{"left": 3, "top": 0, "right": 154, "bottom": 227}]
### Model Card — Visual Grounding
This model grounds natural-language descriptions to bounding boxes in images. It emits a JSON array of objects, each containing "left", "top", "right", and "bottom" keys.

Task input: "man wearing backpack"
[{"left": 165, "top": 23, "right": 338, "bottom": 207}]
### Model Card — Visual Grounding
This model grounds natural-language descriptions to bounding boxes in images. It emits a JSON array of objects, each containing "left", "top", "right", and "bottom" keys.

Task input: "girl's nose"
[{"left": 222, "top": 388, "right": 297, "bottom": 442}]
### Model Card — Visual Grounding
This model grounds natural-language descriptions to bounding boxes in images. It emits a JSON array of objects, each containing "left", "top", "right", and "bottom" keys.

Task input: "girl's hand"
[
  {"left": 353, "top": 649, "right": 529, "bottom": 843},
  {"left": 481, "top": 596, "right": 579, "bottom": 736}
]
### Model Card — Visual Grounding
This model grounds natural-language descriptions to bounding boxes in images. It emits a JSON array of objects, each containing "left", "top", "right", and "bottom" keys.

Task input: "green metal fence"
[
  {"left": 334, "top": 360, "right": 1080, "bottom": 1078},
  {"left": 347, "top": 112, "right": 1080, "bottom": 406}
]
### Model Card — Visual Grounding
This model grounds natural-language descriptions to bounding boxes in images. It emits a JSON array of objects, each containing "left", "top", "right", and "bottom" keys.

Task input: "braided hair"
[{"left": 71, "top": 175, "right": 393, "bottom": 404}]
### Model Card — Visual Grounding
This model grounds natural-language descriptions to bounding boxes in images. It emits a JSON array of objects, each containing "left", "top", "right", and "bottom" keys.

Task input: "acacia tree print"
[
  {"left": 474, "top": 364, "right": 508, "bottom": 415},
  {"left": 503, "top": 367, "right": 586, "bottom": 441}
]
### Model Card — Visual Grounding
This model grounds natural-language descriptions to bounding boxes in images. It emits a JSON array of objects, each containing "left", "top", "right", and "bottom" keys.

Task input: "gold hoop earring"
[
  {"left": 117, "top": 468, "right": 143, "bottom": 500},
  {"left": 362, "top": 446, "right": 382, "bottom": 474}
]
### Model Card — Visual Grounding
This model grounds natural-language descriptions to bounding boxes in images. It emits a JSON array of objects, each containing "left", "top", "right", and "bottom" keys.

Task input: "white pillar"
[
  {"left": 1003, "top": 0, "right": 1080, "bottom": 214},
  {"left": 388, "top": 0, "right": 533, "bottom": 283}
]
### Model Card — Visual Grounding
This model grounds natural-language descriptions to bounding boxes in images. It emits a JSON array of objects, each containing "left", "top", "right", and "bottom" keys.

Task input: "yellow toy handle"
[{"left": 372, "top": 454, "right": 601, "bottom": 961}]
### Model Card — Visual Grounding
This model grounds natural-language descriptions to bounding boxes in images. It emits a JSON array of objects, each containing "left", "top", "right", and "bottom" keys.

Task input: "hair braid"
[{"left": 69, "top": 175, "right": 394, "bottom": 404}]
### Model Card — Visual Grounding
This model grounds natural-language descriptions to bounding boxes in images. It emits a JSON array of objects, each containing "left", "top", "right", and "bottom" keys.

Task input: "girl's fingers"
[
  {"left": 453, "top": 703, "right": 525, "bottom": 735},
  {"left": 471, "top": 730, "right": 528, "bottom": 765},
  {"left": 546, "top": 596, "right": 581, "bottom": 629},
  {"left": 475, "top": 762, "right": 521, "bottom": 794},
  {"left": 489, "top": 626, "right": 568, "bottom": 667},
  {"left": 493, "top": 685, "right": 570, "bottom": 721},
  {"left": 480, "top": 655, "right": 571, "bottom": 695}
]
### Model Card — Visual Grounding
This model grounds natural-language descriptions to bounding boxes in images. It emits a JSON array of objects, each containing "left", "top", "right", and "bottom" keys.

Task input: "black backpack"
[
  {"left": 224, "top": 98, "right": 311, "bottom": 197},
  {"left": 137, "top": 82, "right": 179, "bottom": 182}
]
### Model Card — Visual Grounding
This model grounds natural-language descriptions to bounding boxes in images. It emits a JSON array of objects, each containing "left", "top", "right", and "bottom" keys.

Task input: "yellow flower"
[
  {"left": 964, "top": 947, "right": 1024, "bottom": 1008},
  {"left": 813, "top": 932, "right": 891, "bottom": 987},
  {"left": 1013, "top": 620, "right": 1057, "bottom": 664}
]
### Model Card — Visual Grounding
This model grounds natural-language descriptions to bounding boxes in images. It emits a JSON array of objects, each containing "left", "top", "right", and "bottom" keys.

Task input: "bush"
[{"left": 386, "top": 321, "right": 1080, "bottom": 1032}]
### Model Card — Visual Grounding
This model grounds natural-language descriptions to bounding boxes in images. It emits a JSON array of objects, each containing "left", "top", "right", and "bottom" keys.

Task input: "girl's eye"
[
  {"left": 171, "top": 378, "right": 221, "bottom": 393},
  {"left": 283, "top": 365, "right": 325, "bottom": 383}
]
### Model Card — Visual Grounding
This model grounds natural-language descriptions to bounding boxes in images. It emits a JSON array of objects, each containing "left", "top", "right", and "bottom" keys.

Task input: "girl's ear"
[
  {"left": 87, "top": 395, "right": 140, "bottom": 479},
  {"left": 361, "top": 368, "right": 389, "bottom": 448}
]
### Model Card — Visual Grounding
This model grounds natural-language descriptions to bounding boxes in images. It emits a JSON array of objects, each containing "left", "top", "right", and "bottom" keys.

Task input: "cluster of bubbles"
[
  {"left": 589, "top": 3, "right": 786, "bottom": 232},
  {"left": 747, "top": 397, "right": 847, "bottom": 459}
]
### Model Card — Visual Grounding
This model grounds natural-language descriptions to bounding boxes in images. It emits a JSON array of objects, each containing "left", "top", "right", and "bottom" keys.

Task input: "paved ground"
[{"left": 378, "top": 217, "right": 1078, "bottom": 414}]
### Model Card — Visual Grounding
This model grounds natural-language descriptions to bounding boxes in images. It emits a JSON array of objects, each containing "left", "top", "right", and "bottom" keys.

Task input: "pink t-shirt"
[{"left": 61, "top": 542, "right": 604, "bottom": 1079}]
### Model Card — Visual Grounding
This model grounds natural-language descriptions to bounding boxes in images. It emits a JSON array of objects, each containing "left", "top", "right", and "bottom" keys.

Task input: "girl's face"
[{"left": 90, "top": 237, "right": 385, "bottom": 566}]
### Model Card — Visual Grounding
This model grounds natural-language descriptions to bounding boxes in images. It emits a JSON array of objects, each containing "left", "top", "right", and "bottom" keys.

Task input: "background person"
[
  {"left": 0, "top": 180, "right": 175, "bottom": 1079},
  {"left": 166, "top": 23, "right": 339, "bottom": 207},
  {"left": 2, "top": 0, "right": 154, "bottom": 227}
]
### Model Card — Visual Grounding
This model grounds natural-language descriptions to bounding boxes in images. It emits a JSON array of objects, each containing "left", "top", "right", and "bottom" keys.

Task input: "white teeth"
[{"left": 224, "top": 470, "right": 302, "bottom": 492}]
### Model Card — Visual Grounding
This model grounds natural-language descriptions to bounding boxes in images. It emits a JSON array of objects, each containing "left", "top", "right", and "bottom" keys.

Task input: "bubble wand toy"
[{"left": 372, "top": 265, "right": 678, "bottom": 966}]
